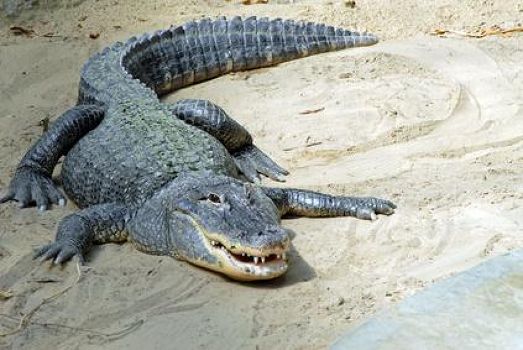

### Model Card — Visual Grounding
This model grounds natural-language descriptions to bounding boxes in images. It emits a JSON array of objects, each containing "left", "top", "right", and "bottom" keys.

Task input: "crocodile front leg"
[
  {"left": 167, "top": 99, "right": 288, "bottom": 182},
  {"left": 34, "top": 203, "right": 131, "bottom": 264},
  {"left": 0, "top": 105, "right": 105, "bottom": 210},
  {"left": 262, "top": 187, "right": 396, "bottom": 220}
]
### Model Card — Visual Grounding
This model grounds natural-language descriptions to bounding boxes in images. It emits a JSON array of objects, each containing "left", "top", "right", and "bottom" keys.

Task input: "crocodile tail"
[{"left": 120, "top": 16, "right": 378, "bottom": 96}]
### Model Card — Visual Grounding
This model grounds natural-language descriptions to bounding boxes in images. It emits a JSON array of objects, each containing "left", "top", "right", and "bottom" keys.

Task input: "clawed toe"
[
  {"left": 0, "top": 191, "right": 14, "bottom": 204},
  {"left": 34, "top": 243, "right": 60, "bottom": 262},
  {"left": 375, "top": 199, "right": 397, "bottom": 215},
  {"left": 34, "top": 242, "right": 81, "bottom": 265},
  {"left": 233, "top": 145, "right": 288, "bottom": 183},
  {"left": 54, "top": 247, "right": 80, "bottom": 264},
  {"left": 236, "top": 158, "right": 261, "bottom": 183},
  {"left": 354, "top": 197, "right": 397, "bottom": 220},
  {"left": 1, "top": 167, "right": 66, "bottom": 210}
]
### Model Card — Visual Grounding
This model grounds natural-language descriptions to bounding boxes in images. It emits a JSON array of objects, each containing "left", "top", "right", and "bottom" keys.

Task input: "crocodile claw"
[
  {"left": 0, "top": 167, "right": 66, "bottom": 210},
  {"left": 233, "top": 145, "right": 289, "bottom": 183},
  {"left": 354, "top": 197, "right": 397, "bottom": 220},
  {"left": 34, "top": 241, "right": 85, "bottom": 265}
]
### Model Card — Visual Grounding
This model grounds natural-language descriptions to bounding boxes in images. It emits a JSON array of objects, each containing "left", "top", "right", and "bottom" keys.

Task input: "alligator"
[{"left": 1, "top": 17, "right": 396, "bottom": 281}]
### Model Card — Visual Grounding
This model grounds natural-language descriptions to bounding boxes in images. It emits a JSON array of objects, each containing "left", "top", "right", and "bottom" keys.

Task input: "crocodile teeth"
[
  {"left": 253, "top": 256, "right": 259, "bottom": 264},
  {"left": 211, "top": 240, "right": 217, "bottom": 246},
  {"left": 261, "top": 257, "right": 266, "bottom": 264},
  {"left": 242, "top": 253, "right": 246, "bottom": 257},
  {"left": 277, "top": 254, "right": 281, "bottom": 259}
]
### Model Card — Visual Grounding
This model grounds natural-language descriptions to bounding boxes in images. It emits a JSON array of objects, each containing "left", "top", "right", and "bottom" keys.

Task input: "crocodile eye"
[{"left": 207, "top": 193, "right": 222, "bottom": 204}]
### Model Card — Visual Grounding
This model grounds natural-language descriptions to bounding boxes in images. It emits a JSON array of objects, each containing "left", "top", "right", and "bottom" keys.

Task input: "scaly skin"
[{"left": 1, "top": 17, "right": 396, "bottom": 281}]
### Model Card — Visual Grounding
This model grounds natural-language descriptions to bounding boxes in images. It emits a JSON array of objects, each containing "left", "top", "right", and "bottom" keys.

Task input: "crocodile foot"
[
  {"left": 233, "top": 145, "right": 289, "bottom": 183},
  {"left": 34, "top": 240, "right": 85, "bottom": 265},
  {"left": 352, "top": 197, "right": 397, "bottom": 220},
  {"left": 0, "top": 166, "right": 66, "bottom": 210}
]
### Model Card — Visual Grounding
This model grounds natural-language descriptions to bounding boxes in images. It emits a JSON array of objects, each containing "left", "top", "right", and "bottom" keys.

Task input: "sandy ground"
[{"left": 0, "top": 1, "right": 522, "bottom": 349}]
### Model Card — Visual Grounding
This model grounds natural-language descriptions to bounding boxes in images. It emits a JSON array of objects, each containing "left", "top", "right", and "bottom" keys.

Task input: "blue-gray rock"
[{"left": 332, "top": 249, "right": 523, "bottom": 349}]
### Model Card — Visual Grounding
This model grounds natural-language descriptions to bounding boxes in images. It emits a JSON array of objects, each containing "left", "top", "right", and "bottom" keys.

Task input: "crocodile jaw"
[
  {"left": 185, "top": 233, "right": 289, "bottom": 281},
  {"left": 209, "top": 239, "right": 289, "bottom": 281}
]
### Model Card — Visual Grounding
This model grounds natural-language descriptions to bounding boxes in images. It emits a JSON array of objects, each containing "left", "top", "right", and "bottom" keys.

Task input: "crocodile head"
[{"left": 130, "top": 174, "right": 290, "bottom": 281}]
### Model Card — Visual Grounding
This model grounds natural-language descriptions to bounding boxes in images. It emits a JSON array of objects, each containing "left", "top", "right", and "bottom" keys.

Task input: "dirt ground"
[{"left": 0, "top": 1, "right": 522, "bottom": 349}]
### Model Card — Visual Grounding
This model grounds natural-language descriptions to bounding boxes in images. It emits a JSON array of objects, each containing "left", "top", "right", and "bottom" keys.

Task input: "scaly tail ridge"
[{"left": 120, "top": 16, "right": 378, "bottom": 96}]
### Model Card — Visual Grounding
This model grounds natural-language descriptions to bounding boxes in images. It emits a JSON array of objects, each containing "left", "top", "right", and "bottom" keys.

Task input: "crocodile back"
[{"left": 61, "top": 102, "right": 237, "bottom": 208}]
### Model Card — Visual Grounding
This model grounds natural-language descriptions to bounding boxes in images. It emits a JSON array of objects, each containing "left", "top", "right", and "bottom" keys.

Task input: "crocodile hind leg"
[
  {"left": 34, "top": 203, "right": 131, "bottom": 264},
  {"left": 262, "top": 187, "right": 396, "bottom": 220},
  {"left": 167, "top": 99, "right": 288, "bottom": 182},
  {"left": 0, "top": 105, "right": 105, "bottom": 210}
]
